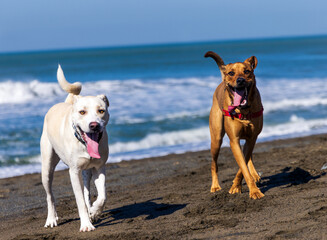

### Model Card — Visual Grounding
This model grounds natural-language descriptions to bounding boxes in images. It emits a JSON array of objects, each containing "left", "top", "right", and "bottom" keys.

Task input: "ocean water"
[{"left": 0, "top": 36, "right": 327, "bottom": 178}]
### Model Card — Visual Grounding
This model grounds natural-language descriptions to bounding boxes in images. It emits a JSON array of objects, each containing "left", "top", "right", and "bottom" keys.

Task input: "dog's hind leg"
[
  {"left": 41, "top": 133, "right": 60, "bottom": 228},
  {"left": 89, "top": 166, "right": 106, "bottom": 222},
  {"left": 209, "top": 107, "right": 225, "bottom": 193}
]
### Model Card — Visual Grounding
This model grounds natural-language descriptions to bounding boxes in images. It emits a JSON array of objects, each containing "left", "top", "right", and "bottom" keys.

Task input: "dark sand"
[{"left": 1, "top": 134, "right": 327, "bottom": 240}]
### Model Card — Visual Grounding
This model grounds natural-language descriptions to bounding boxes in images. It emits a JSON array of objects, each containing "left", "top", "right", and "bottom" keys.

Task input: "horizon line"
[{"left": 1, "top": 34, "right": 326, "bottom": 56}]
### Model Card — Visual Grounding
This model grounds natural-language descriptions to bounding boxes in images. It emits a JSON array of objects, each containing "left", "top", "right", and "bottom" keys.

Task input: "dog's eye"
[
  {"left": 244, "top": 70, "right": 251, "bottom": 74},
  {"left": 228, "top": 71, "right": 235, "bottom": 76},
  {"left": 98, "top": 109, "right": 105, "bottom": 114},
  {"left": 79, "top": 110, "right": 86, "bottom": 115}
]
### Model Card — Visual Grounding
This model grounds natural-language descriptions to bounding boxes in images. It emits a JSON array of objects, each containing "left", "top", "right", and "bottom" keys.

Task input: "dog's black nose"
[
  {"left": 89, "top": 122, "right": 100, "bottom": 131},
  {"left": 237, "top": 77, "right": 246, "bottom": 86}
]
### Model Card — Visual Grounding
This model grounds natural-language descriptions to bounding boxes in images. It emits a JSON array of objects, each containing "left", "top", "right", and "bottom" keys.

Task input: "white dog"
[{"left": 41, "top": 65, "right": 109, "bottom": 232}]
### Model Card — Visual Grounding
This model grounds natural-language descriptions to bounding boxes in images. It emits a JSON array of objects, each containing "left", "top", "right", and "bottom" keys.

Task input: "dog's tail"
[
  {"left": 204, "top": 51, "right": 225, "bottom": 71},
  {"left": 57, "top": 65, "right": 82, "bottom": 96}
]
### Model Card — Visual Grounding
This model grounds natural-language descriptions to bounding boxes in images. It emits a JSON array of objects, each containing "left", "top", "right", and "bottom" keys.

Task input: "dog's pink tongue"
[
  {"left": 233, "top": 89, "right": 245, "bottom": 106},
  {"left": 84, "top": 133, "right": 100, "bottom": 159},
  {"left": 228, "top": 89, "right": 245, "bottom": 113}
]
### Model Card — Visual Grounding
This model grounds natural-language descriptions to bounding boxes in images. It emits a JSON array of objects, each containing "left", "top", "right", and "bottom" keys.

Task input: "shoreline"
[
  {"left": 1, "top": 134, "right": 327, "bottom": 239},
  {"left": 1, "top": 131, "right": 327, "bottom": 180}
]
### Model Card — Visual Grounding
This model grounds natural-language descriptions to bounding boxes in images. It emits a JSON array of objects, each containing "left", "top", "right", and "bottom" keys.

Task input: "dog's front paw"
[
  {"left": 229, "top": 184, "right": 242, "bottom": 194},
  {"left": 80, "top": 222, "right": 95, "bottom": 232},
  {"left": 44, "top": 214, "right": 58, "bottom": 228},
  {"left": 210, "top": 185, "right": 222, "bottom": 193},
  {"left": 89, "top": 207, "right": 102, "bottom": 223},
  {"left": 249, "top": 188, "right": 264, "bottom": 199},
  {"left": 90, "top": 212, "right": 100, "bottom": 223}
]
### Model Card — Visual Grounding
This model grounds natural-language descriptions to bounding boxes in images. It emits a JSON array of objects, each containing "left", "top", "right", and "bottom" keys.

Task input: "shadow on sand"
[
  {"left": 259, "top": 167, "right": 325, "bottom": 193},
  {"left": 95, "top": 198, "right": 186, "bottom": 227}
]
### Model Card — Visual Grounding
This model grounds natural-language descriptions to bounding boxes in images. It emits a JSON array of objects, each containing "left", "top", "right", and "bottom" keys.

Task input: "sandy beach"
[{"left": 1, "top": 134, "right": 327, "bottom": 240}]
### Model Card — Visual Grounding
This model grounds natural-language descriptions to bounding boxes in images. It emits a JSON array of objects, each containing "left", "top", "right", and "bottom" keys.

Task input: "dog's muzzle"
[
  {"left": 72, "top": 123, "right": 104, "bottom": 159},
  {"left": 236, "top": 77, "right": 246, "bottom": 88}
]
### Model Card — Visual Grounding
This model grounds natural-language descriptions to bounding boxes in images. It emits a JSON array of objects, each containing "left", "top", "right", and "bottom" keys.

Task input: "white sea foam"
[
  {"left": 0, "top": 160, "right": 68, "bottom": 179},
  {"left": 0, "top": 80, "right": 63, "bottom": 104},
  {"left": 1, "top": 76, "right": 326, "bottom": 103},
  {"left": 110, "top": 115, "right": 327, "bottom": 157},
  {"left": 115, "top": 109, "right": 211, "bottom": 125},
  {"left": 1, "top": 77, "right": 327, "bottom": 123},
  {"left": 110, "top": 127, "right": 210, "bottom": 154},
  {"left": 81, "top": 76, "right": 327, "bottom": 124},
  {"left": 0, "top": 76, "right": 217, "bottom": 105},
  {"left": 258, "top": 77, "right": 327, "bottom": 113},
  {"left": 263, "top": 98, "right": 327, "bottom": 114},
  {"left": 260, "top": 115, "right": 327, "bottom": 139}
]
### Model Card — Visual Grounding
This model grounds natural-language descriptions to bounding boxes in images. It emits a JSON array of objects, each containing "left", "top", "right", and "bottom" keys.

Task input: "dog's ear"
[
  {"left": 97, "top": 94, "right": 109, "bottom": 108},
  {"left": 244, "top": 56, "right": 258, "bottom": 70},
  {"left": 204, "top": 51, "right": 226, "bottom": 80}
]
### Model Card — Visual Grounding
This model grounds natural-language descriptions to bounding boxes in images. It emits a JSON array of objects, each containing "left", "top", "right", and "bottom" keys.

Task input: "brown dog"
[{"left": 205, "top": 51, "right": 264, "bottom": 199}]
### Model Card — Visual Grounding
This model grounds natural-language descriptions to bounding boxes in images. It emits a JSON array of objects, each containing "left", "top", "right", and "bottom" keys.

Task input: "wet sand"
[{"left": 1, "top": 134, "right": 327, "bottom": 240}]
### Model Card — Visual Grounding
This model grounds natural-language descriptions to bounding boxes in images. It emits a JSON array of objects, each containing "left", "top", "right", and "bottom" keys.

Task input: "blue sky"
[{"left": 0, "top": 0, "right": 326, "bottom": 53}]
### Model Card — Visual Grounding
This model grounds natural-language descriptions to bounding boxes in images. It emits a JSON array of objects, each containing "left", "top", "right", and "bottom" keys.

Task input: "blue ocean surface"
[{"left": 0, "top": 36, "right": 327, "bottom": 178}]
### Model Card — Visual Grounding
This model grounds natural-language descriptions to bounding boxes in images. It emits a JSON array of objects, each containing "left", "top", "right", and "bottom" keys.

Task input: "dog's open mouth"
[
  {"left": 79, "top": 128, "right": 103, "bottom": 159},
  {"left": 228, "top": 85, "right": 250, "bottom": 113},
  {"left": 233, "top": 87, "right": 248, "bottom": 107}
]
